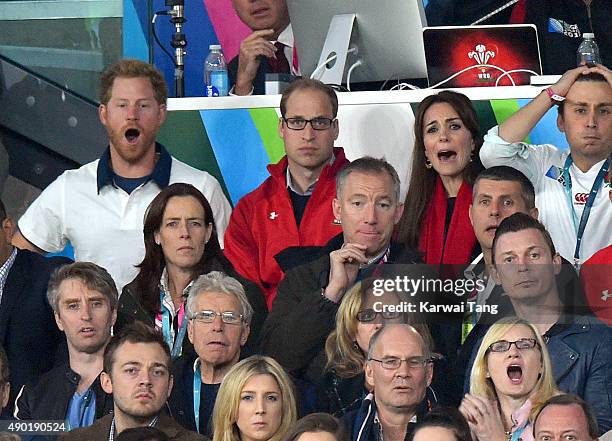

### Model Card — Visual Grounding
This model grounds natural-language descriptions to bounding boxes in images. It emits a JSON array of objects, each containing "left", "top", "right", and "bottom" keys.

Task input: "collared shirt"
[
  {"left": 276, "top": 24, "right": 300, "bottom": 76},
  {"left": 66, "top": 387, "right": 97, "bottom": 430},
  {"left": 96, "top": 143, "right": 172, "bottom": 193},
  {"left": 462, "top": 252, "right": 497, "bottom": 342},
  {"left": 0, "top": 247, "right": 17, "bottom": 304},
  {"left": 17, "top": 143, "right": 231, "bottom": 292},
  {"left": 286, "top": 153, "right": 336, "bottom": 196},
  {"left": 373, "top": 411, "right": 417, "bottom": 441},
  {"left": 108, "top": 415, "right": 159, "bottom": 441},
  {"left": 155, "top": 267, "right": 194, "bottom": 343}
]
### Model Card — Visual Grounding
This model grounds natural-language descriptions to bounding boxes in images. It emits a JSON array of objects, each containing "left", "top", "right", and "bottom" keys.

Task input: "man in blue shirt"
[{"left": 14, "top": 262, "right": 117, "bottom": 428}]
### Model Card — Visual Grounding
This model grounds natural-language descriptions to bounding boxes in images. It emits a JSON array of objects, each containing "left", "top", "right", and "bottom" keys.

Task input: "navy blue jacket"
[
  {"left": 343, "top": 388, "right": 439, "bottom": 441},
  {"left": 228, "top": 55, "right": 271, "bottom": 96}
]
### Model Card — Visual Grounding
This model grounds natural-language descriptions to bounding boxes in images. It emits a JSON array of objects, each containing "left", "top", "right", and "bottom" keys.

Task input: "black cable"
[
  {"left": 151, "top": 10, "right": 177, "bottom": 66},
  {"left": 328, "top": 84, "right": 349, "bottom": 92}
]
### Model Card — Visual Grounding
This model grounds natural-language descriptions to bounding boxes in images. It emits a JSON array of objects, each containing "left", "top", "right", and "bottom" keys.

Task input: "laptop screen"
[{"left": 423, "top": 25, "right": 543, "bottom": 88}]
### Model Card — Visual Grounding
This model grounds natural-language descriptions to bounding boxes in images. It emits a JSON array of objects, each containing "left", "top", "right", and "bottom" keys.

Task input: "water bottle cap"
[
  {"left": 582, "top": 33, "right": 595, "bottom": 39},
  {"left": 209, "top": 44, "right": 222, "bottom": 50}
]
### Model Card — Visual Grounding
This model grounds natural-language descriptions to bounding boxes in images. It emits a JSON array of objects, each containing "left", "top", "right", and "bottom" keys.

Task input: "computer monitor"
[{"left": 287, "top": 0, "right": 428, "bottom": 86}]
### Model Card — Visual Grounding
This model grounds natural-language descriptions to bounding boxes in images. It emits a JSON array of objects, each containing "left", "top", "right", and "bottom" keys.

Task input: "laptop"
[{"left": 423, "top": 24, "right": 543, "bottom": 88}]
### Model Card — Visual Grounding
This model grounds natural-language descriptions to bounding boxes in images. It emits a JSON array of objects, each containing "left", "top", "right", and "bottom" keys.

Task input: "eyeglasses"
[
  {"left": 191, "top": 310, "right": 243, "bottom": 325},
  {"left": 369, "top": 356, "right": 432, "bottom": 370},
  {"left": 488, "top": 338, "right": 537, "bottom": 353},
  {"left": 356, "top": 309, "right": 401, "bottom": 322},
  {"left": 282, "top": 117, "right": 335, "bottom": 130}
]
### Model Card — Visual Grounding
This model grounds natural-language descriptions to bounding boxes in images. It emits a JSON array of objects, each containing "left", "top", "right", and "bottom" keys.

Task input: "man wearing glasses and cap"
[
  {"left": 224, "top": 78, "right": 349, "bottom": 310},
  {"left": 167, "top": 271, "right": 252, "bottom": 436}
]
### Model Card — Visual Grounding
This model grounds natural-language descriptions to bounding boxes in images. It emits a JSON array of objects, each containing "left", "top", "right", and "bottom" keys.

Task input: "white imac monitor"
[{"left": 286, "top": 0, "right": 428, "bottom": 86}]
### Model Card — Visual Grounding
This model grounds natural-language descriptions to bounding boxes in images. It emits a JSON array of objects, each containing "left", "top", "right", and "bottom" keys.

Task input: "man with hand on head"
[
  {"left": 259, "top": 157, "right": 420, "bottom": 380},
  {"left": 480, "top": 64, "right": 612, "bottom": 266},
  {"left": 229, "top": 0, "right": 298, "bottom": 95},
  {"left": 224, "top": 79, "right": 348, "bottom": 308},
  {"left": 14, "top": 262, "right": 116, "bottom": 427},
  {"left": 60, "top": 322, "right": 205, "bottom": 441},
  {"left": 12, "top": 59, "right": 231, "bottom": 293}
]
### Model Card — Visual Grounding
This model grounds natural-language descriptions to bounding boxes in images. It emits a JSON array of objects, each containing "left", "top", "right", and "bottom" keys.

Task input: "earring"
[
  {"left": 333, "top": 218, "right": 342, "bottom": 225},
  {"left": 425, "top": 159, "right": 433, "bottom": 169},
  {"left": 353, "top": 341, "right": 359, "bottom": 350}
]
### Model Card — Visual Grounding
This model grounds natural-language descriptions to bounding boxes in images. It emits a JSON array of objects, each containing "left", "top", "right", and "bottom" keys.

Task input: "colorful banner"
[{"left": 158, "top": 93, "right": 568, "bottom": 207}]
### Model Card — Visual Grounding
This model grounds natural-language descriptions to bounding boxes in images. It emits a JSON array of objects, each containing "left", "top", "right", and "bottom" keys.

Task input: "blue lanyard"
[
  {"left": 160, "top": 290, "right": 188, "bottom": 359},
  {"left": 193, "top": 360, "right": 203, "bottom": 433},
  {"left": 510, "top": 420, "right": 528, "bottom": 441},
  {"left": 561, "top": 155, "right": 609, "bottom": 266}
]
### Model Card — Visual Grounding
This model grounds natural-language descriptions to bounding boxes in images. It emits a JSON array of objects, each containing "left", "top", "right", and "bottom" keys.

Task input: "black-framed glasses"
[
  {"left": 369, "top": 356, "right": 432, "bottom": 370},
  {"left": 282, "top": 117, "right": 335, "bottom": 130},
  {"left": 356, "top": 308, "right": 401, "bottom": 322},
  {"left": 488, "top": 338, "right": 537, "bottom": 353},
  {"left": 191, "top": 310, "right": 243, "bottom": 325}
]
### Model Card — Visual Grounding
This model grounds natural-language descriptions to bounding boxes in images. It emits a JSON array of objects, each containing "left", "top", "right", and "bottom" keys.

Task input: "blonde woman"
[
  {"left": 322, "top": 278, "right": 434, "bottom": 416},
  {"left": 460, "top": 317, "right": 558, "bottom": 441},
  {"left": 212, "top": 356, "right": 297, "bottom": 441}
]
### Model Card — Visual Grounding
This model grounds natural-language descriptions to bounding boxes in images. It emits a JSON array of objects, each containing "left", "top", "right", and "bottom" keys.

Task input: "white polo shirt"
[
  {"left": 18, "top": 146, "right": 232, "bottom": 292},
  {"left": 481, "top": 126, "right": 612, "bottom": 265}
]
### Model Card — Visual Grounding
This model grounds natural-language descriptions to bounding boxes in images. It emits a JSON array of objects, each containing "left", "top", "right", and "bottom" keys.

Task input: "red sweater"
[{"left": 223, "top": 148, "right": 349, "bottom": 309}]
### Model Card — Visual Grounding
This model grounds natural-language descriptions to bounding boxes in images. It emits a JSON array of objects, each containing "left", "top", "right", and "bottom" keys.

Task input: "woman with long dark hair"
[
  {"left": 397, "top": 91, "right": 484, "bottom": 265},
  {"left": 115, "top": 183, "right": 266, "bottom": 357}
]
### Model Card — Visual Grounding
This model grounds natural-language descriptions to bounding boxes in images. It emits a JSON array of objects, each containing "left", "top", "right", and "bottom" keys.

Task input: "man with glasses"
[
  {"left": 344, "top": 324, "right": 438, "bottom": 441},
  {"left": 168, "top": 272, "right": 252, "bottom": 436},
  {"left": 464, "top": 212, "right": 611, "bottom": 433},
  {"left": 224, "top": 78, "right": 349, "bottom": 309}
]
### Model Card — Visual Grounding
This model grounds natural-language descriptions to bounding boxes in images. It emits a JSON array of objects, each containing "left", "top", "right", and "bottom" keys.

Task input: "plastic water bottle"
[
  {"left": 577, "top": 33, "right": 601, "bottom": 67},
  {"left": 204, "top": 44, "right": 228, "bottom": 97}
]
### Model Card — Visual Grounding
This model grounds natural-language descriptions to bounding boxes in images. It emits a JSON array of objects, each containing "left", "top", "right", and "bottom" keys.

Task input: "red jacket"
[{"left": 224, "top": 148, "right": 348, "bottom": 309}]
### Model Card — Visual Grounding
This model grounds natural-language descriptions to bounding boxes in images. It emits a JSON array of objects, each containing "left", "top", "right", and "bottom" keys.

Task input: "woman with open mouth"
[
  {"left": 460, "top": 317, "right": 559, "bottom": 441},
  {"left": 212, "top": 355, "right": 297, "bottom": 441},
  {"left": 397, "top": 91, "right": 484, "bottom": 265}
]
